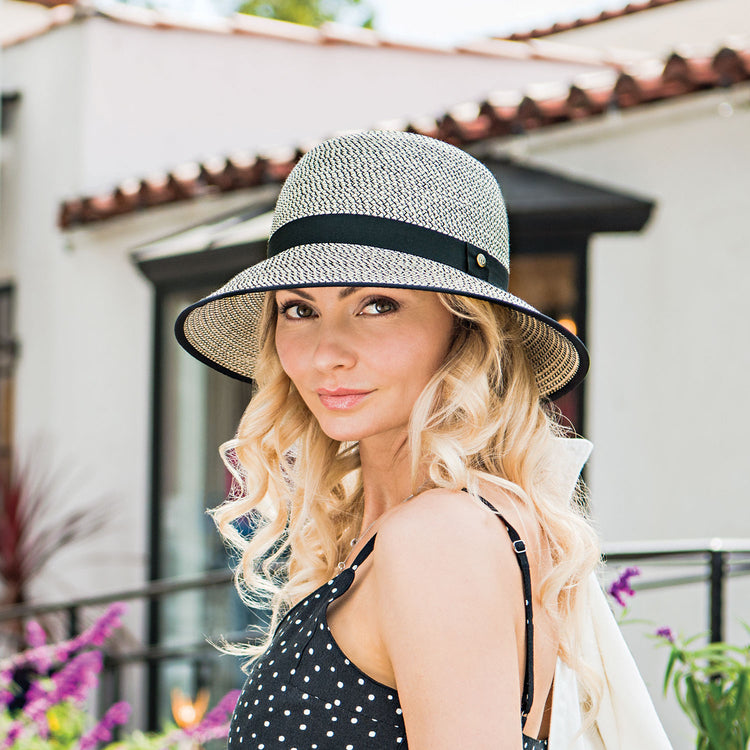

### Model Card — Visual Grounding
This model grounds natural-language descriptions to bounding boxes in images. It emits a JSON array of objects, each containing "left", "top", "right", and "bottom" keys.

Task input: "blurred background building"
[{"left": 1, "top": 0, "right": 748, "bottom": 742}]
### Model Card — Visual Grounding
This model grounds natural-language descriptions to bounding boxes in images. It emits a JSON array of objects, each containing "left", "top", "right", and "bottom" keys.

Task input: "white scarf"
[{"left": 547, "top": 439, "right": 674, "bottom": 750}]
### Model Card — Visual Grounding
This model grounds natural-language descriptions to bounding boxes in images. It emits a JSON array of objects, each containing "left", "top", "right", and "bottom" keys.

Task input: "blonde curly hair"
[{"left": 211, "top": 289, "right": 601, "bottom": 713}]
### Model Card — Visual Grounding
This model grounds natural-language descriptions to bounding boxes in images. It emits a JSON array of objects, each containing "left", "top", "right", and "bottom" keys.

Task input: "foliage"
[
  {"left": 0, "top": 462, "right": 107, "bottom": 608},
  {"left": 238, "top": 0, "right": 374, "bottom": 28},
  {"left": 608, "top": 567, "right": 750, "bottom": 750},
  {"left": 660, "top": 629, "right": 750, "bottom": 750},
  {"left": 0, "top": 604, "right": 240, "bottom": 750}
]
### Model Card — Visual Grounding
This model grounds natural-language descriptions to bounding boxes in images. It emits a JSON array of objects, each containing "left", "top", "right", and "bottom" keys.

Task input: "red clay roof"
[
  {"left": 502, "top": 0, "right": 689, "bottom": 41},
  {"left": 58, "top": 43, "right": 750, "bottom": 229}
]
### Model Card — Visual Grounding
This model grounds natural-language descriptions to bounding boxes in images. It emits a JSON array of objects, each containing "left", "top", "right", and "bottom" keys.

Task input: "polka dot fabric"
[{"left": 228, "top": 502, "right": 548, "bottom": 749}]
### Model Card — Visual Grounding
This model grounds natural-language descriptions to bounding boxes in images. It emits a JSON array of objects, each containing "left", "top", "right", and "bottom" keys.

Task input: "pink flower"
[{"left": 608, "top": 566, "right": 641, "bottom": 607}]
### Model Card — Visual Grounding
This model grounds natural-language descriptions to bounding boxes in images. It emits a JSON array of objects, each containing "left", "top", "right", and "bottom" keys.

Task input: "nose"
[{"left": 311, "top": 318, "right": 357, "bottom": 372}]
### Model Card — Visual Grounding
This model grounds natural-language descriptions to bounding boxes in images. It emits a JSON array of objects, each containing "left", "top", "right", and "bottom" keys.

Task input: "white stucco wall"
[
  {"left": 2, "top": 29, "right": 270, "bottom": 599},
  {"left": 1, "top": 24, "right": 153, "bottom": 602},
  {"left": 77, "top": 16, "right": 602, "bottom": 194}
]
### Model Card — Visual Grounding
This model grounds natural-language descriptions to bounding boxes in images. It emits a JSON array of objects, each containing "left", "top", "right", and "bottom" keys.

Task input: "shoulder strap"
[
  {"left": 350, "top": 534, "right": 377, "bottom": 569},
  {"left": 477, "top": 494, "right": 535, "bottom": 727},
  {"left": 347, "top": 496, "right": 535, "bottom": 726}
]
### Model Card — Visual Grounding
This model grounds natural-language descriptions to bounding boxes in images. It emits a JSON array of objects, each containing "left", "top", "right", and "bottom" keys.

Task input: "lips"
[{"left": 316, "top": 388, "right": 373, "bottom": 410}]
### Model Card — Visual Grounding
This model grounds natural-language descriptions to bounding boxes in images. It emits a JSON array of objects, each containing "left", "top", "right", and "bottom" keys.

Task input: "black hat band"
[{"left": 267, "top": 214, "right": 509, "bottom": 291}]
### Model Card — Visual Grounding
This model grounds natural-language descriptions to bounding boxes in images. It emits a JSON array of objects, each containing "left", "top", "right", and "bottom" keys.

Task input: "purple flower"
[
  {"left": 70, "top": 602, "right": 127, "bottom": 651},
  {"left": 0, "top": 603, "right": 126, "bottom": 691},
  {"left": 656, "top": 627, "right": 675, "bottom": 643},
  {"left": 50, "top": 650, "right": 102, "bottom": 703},
  {"left": 0, "top": 688, "right": 14, "bottom": 707},
  {"left": 25, "top": 621, "right": 46, "bottom": 649},
  {"left": 183, "top": 689, "right": 241, "bottom": 742},
  {"left": 608, "top": 566, "right": 641, "bottom": 607},
  {"left": 79, "top": 701, "right": 131, "bottom": 750},
  {"left": 24, "top": 650, "right": 102, "bottom": 726}
]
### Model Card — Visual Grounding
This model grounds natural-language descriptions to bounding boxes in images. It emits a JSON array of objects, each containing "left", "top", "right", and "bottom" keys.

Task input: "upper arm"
[{"left": 372, "top": 491, "right": 525, "bottom": 750}]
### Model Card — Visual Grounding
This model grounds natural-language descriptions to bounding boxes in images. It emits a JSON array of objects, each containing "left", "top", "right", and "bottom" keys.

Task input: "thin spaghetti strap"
[
  {"left": 477, "top": 494, "right": 535, "bottom": 729},
  {"left": 349, "top": 534, "right": 378, "bottom": 570}
]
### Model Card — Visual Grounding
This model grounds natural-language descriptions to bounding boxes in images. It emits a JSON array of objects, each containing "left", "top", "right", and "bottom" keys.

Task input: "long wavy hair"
[{"left": 211, "top": 289, "right": 601, "bottom": 713}]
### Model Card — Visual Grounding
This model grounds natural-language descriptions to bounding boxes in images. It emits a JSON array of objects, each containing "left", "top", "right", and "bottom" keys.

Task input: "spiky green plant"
[{"left": 661, "top": 629, "right": 750, "bottom": 750}]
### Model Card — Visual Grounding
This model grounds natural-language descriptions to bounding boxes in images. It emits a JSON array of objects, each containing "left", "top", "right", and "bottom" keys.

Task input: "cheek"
[
  {"left": 414, "top": 315, "right": 455, "bottom": 374},
  {"left": 390, "top": 323, "right": 454, "bottom": 391},
  {"left": 274, "top": 330, "right": 302, "bottom": 382}
]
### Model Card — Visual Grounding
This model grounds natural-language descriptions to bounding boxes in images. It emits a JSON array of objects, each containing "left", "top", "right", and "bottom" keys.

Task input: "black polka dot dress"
[{"left": 229, "top": 496, "right": 548, "bottom": 749}]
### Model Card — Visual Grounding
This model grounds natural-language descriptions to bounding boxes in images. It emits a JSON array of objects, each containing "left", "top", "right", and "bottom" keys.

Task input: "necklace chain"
[{"left": 337, "top": 494, "right": 414, "bottom": 572}]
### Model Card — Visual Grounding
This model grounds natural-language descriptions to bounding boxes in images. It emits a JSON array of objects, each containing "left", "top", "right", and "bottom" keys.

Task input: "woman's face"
[{"left": 274, "top": 286, "right": 455, "bottom": 445}]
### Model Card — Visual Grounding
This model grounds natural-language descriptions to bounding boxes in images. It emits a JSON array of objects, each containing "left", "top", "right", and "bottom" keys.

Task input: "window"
[
  {"left": 150, "top": 283, "right": 255, "bottom": 726},
  {"left": 0, "top": 284, "right": 16, "bottom": 480},
  {"left": 509, "top": 254, "right": 585, "bottom": 430}
]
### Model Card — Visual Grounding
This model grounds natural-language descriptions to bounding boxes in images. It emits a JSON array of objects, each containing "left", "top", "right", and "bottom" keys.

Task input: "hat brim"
[{"left": 175, "top": 242, "right": 589, "bottom": 401}]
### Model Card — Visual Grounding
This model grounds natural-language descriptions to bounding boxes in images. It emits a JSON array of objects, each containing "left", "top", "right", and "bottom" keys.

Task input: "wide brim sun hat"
[{"left": 175, "top": 130, "right": 588, "bottom": 400}]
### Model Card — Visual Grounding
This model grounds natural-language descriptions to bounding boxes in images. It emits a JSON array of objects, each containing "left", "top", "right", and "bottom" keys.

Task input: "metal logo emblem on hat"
[{"left": 175, "top": 130, "right": 588, "bottom": 400}]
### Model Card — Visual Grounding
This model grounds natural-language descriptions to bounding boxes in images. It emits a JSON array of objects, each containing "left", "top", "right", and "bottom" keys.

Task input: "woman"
[{"left": 175, "top": 131, "right": 670, "bottom": 749}]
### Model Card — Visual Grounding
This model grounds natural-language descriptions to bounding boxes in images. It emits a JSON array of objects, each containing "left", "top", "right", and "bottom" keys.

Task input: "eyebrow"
[{"left": 280, "top": 286, "right": 364, "bottom": 300}]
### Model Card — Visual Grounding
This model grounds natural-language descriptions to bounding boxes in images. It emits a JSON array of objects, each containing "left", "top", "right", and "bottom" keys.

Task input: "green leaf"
[
  {"left": 663, "top": 647, "right": 679, "bottom": 695},
  {"left": 685, "top": 674, "right": 724, "bottom": 744}
]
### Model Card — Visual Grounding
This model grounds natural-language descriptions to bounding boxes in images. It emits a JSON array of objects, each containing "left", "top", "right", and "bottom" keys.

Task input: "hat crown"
[{"left": 270, "top": 131, "right": 510, "bottom": 270}]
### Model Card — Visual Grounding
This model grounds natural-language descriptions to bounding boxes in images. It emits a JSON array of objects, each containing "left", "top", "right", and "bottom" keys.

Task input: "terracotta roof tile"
[
  {"left": 404, "top": 118, "right": 442, "bottom": 140},
  {"left": 59, "top": 41, "right": 750, "bottom": 229},
  {"left": 503, "top": 0, "right": 688, "bottom": 41},
  {"left": 566, "top": 83, "right": 615, "bottom": 117},
  {"left": 713, "top": 46, "right": 750, "bottom": 84}
]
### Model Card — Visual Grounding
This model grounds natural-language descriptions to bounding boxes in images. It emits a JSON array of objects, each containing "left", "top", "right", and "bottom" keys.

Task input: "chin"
[
  {"left": 309, "top": 412, "right": 378, "bottom": 443},
  {"left": 317, "top": 423, "right": 370, "bottom": 443}
]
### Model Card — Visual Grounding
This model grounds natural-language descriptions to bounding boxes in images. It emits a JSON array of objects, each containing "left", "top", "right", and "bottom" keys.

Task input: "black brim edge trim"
[{"left": 174, "top": 282, "right": 589, "bottom": 402}]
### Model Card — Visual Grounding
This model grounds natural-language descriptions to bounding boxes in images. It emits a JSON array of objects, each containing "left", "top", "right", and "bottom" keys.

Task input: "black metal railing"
[
  {"left": 604, "top": 538, "right": 750, "bottom": 643},
  {"left": 1, "top": 539, "right": 749, "bottom": 730}
]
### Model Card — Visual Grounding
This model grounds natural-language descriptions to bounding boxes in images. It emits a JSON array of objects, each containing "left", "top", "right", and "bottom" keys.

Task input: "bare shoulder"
[
  {"left": 370, "top": 489, "right": 527, "bottom": 746},
  {"left": 372, "top": 488, "right": 519, "bottom": 598},
  {"left": 377, "top": 487, "right": 513, "bottom": 541}
]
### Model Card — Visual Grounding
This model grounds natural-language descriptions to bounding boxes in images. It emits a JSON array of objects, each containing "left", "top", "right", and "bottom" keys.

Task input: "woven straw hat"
[{"left": 175, "top": 130, "right": 588, "bottom": 400}]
